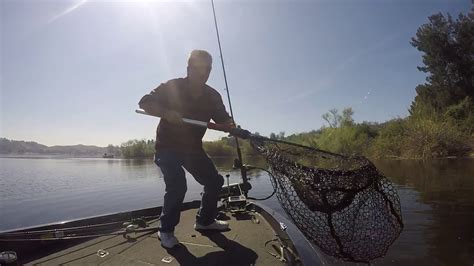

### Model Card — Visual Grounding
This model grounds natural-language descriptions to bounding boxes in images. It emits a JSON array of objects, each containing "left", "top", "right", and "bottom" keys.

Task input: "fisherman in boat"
[{"left": 138, "top": 50, "right": 234, "bottom": 249}]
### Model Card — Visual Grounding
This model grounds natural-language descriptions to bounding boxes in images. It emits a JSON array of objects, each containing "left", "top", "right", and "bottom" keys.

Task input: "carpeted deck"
[{"left": 27, "top": 208, "right": 285, "bottom": 265}]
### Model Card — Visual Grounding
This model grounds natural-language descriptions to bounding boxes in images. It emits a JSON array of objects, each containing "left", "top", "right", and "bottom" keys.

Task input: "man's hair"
[{"left": 188, "top": 50, "right": 212, "bottom": 66}]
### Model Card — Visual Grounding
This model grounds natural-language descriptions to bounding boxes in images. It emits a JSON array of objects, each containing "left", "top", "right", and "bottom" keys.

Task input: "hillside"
[{"left": 0, "top": 138, "right": 108, "bottom": 157}]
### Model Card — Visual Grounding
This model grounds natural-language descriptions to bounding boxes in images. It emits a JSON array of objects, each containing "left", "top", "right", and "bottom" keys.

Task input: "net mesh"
[{"left": 250, "top": 138, "right": 403, "bottom": 263}]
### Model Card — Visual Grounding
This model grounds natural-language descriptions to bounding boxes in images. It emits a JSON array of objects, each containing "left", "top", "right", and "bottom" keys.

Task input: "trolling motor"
[
  {"left": 218, "top": 158, "right": 254, "bottom": 210},
  {"left": 220, "top": 179, "right": 248, "bottom": 210}
]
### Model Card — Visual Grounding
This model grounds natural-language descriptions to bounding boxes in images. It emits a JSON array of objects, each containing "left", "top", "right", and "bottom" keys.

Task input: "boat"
[
  {"left": 102, "top": 153, "right": 114, "bottom": 158},
  {"left": 0, "top": 187, "right": 326, "bottom": 265}
]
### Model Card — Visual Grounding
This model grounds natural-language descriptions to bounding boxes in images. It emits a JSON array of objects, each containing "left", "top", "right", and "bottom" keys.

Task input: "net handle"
[
  {"left": 136, "top": 109, "right": 234, "bottom": 132},
  {"left": 250, "top": 135, "right": 348, "bottom": 159},
  {"left": 136, "top": 109, "right": 347, "bottom": 158}
]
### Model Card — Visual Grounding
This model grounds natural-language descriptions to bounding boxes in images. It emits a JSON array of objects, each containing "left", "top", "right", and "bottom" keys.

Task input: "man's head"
[{"left": 187, "top": 50, "right": 212, "bottom": 88}]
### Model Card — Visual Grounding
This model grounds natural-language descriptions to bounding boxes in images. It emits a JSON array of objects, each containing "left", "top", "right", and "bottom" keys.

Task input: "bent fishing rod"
[{"left": 135, "top": 109, "right": 346, "bottom": 158}]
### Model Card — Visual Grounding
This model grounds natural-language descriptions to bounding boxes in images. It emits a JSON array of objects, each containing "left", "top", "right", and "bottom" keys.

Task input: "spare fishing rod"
[{"left": 210, "top": 0, "right": 249, "bottom": 190}]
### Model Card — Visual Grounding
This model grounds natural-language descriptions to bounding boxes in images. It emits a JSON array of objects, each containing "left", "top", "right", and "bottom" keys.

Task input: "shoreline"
[{"left": 2, "top": 153, "right": 473, "bottom": 160}]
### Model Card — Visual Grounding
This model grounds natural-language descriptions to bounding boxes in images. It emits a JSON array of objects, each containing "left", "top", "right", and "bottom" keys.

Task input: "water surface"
[{"left": 0, "top": 157, "right": 472, "bottom": 265}]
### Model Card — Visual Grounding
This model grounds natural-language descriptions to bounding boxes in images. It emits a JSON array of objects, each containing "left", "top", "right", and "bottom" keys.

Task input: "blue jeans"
[{"left": 154, "top": 149, "right": 224, "bottom": 232}]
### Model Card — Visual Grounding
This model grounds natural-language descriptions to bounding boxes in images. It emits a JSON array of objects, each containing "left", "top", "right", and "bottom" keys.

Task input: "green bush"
[
  {"left": 203, "top": 137, "right": 261, "bottom": 158},
  {"left": 402, "top": 118, "right": 469, "bottom": 159},
  {"left": 120, "top": 139, "right": 155, "bottom": 159},
  {"left": 203, "top": 140, "right": 235, "bottom": 157},
  {"left": 317, "top": 126, "right": 371, "bottom": 156},
  {"left": 285, "top": 130, "right": 321, "bottom": 148},
  {"left": 444, "top": 97, "right": 474, "bottom": 135},
  {"left": 369, "top": 119, "right": 406, "bottom": 158}
]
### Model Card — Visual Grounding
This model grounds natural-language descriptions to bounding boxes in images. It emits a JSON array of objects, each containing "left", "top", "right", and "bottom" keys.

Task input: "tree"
[
  {"left": 120, "top": 139, "right": 154, "bottom": 158},
  {"left": 409, "top": 13, "right": 474, "bottom": 117},
  {"left": 322, "top": 108, "right": 341, "bottom": 128},
  {"left": 106, "top": 144, "right": 122, "bottom": 157},
  {"left": 322, "top": 108, "right": 354, "bottom": 128},
  {"left": 278, "top": 131, "right": 286, "bottom": 139},
  {"left": 106, "top": 144, "right": 114, "bottom": 154},
  {"left": 341, "top": 108, "right": 355, "bottom": 127}
]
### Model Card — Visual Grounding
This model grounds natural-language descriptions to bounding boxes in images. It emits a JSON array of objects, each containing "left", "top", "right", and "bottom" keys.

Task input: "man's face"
[{"left": 187, "top": 62, "right": 212, "bottom": 88}]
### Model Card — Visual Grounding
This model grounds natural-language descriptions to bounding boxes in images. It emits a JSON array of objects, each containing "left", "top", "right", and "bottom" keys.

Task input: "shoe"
[
  {"left": 194, "top": 219, "right": 229, "bottom": 231},
  {"left": 157, "top": 231, "right": 180, "bottom": 249}
]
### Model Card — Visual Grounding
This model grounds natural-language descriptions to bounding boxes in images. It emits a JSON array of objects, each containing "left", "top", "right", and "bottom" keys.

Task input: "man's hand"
[
  {"left": 223, "top": 118, "right": 235, "bottom": 128},
  {"left": 163, "top": 110, "right": 183, "bottom": 125},
  {"left": 228, "top": 127, "right": 251, "bottom": 139}
]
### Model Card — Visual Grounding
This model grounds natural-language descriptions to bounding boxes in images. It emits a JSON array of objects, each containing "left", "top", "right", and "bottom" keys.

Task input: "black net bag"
[{"left": 250, "top": 138, "right": 403, "bottom": 263}]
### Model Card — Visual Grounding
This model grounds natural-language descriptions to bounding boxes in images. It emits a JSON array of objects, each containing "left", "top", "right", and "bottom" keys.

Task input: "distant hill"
[{"left": 0, "top": 138, "right": 109, "bottom": 157}]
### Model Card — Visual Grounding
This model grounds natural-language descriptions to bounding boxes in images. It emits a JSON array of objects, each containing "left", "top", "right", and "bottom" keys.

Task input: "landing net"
[{"left": 250, "top": 138, "right": 403, "bottom": 263}]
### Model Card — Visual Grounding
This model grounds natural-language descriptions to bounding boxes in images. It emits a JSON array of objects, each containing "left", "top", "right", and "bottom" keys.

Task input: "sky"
[{"left": 0, "top": 0, "right": 470, "bottom": 147}]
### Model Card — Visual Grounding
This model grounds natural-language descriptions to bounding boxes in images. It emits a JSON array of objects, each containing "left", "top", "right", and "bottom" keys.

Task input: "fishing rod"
[{"left": 210, "top": 0, "right": 249, "bottom": 189}]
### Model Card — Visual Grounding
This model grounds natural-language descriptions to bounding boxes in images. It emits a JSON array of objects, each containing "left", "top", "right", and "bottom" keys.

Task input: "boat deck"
[{"left": 26, "top": 207, "right": 289, "bottom": 265}]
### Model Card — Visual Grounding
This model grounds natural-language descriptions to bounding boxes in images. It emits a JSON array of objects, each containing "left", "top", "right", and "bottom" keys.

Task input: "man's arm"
[
  {"left": 211, "top": 94, "right": 234, "bottom": 125},
  {"left": 138, "top": 83, "right": 183, "bottom": 124},
  {"left": 138, "top": 83, "right": 168, "bottom": 116},
  {"left": 211, "top": 95, "right": 252, "bottom": 138}
]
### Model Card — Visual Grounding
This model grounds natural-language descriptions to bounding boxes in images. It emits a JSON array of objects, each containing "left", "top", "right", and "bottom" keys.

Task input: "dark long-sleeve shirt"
[{"left": 139, "top": 78, "right": 231, "bottom": 152}]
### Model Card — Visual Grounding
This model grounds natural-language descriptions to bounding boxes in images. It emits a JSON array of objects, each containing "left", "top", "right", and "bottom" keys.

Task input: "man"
[{"left": 138, "top": 50, "right": 234, "bottom": 249}]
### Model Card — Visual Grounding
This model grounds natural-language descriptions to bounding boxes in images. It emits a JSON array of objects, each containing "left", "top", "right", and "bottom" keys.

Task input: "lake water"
[{"left": 0, "top": 156, "right": 473, "bottom": 265}]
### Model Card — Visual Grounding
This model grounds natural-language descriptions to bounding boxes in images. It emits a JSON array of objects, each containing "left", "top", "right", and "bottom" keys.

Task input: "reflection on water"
[
  {"left": 0, "top": 156, "right": 272, "bottom": 231},
  {"left": 373, "top": 159, "right": 474, "bottom": 266},
  {"left": 0, "top": 157, "right": 473, "bottom": 265},
  {"left": 212, "top": 155, "right": 268, "bottom": 170},
  {"left": 0, "top": 157, "right": 168, "bottom": 231}
]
